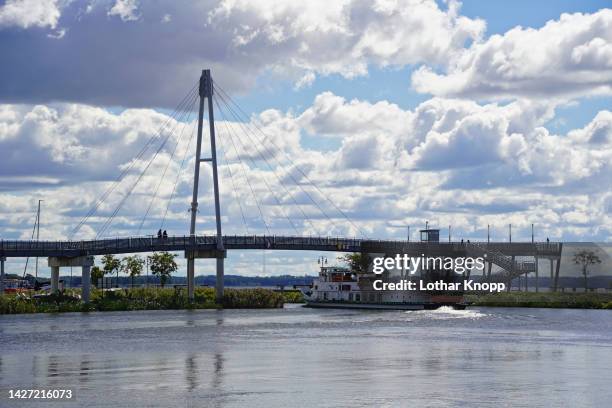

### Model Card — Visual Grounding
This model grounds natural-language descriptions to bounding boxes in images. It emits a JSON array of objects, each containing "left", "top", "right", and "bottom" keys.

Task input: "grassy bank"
[
  {"left": 0, "top": 287, "right": 299, "bottom": 314},
  {"left": 466, "top": 292, "right": 612, "bottom": 309}
]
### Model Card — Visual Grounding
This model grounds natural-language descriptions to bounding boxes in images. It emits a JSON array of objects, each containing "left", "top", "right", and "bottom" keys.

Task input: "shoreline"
[
  {"left": 3, "top": 290, "right": 612, "bottom": 314},
  {"left": 466, "top": 292, "right": 612, "bottom": 309},
  {"left": 0, "top": 287, "right": 303, "bottom": 314}
]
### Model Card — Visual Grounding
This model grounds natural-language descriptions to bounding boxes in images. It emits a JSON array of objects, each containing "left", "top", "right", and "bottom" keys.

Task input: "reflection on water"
[{"left": 1, "top": 306, "right": 611, "bottom": 407}]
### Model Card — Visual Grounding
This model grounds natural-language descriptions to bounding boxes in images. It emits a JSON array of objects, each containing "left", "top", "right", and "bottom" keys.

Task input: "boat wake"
[{"left": 418, "top": 306, "right": 487, "bottom": 319}]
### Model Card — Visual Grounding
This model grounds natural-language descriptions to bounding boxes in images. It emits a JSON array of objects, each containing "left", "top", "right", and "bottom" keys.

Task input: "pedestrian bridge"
[
  {"left": 0, "top": 236, "right": 562, "bottom": 259},
  {"left": 0, "top": 235, "right": 365, "bottom": 258}
]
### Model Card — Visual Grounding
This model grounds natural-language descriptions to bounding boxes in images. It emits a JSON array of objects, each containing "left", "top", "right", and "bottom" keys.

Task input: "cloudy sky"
[{"left": 0, "top": 0, "right": 611, "bottom": 276}]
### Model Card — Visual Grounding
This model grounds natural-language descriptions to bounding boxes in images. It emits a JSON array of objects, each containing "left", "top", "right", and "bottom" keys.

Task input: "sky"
[{"left": 0, "top": 0, "right": 611, "bottom": 277}]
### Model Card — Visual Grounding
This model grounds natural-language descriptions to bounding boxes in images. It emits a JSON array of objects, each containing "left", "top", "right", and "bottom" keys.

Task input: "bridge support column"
[
  {"left": 0, "top": 256, "right": 5, "bottom": 295},
  {"left": 51, "top": 266, "right": 60, "bottom": 292},
  {"left": 549, "top": 259, "right": 554, "bottom": 290},
  {"left": 553, "top": 258, "right": 561, "bottom": 292},
  {"left": 48, "top": 256, "right": 94, "bottom": 300},
  {"left": 187, "top": 257, "right": 195, "bottom": 300},
  {"left": 82, "top": 265, "right": 91, "bottom": 303},
  {"left": 216, "top": 258, "right": 224, "bottom": 303},
  {"left": 535, "top": 256, "right": 539, "bottom": 293},
  {"left": 185, "top": 249, "right": 226, "bottom": 304}
]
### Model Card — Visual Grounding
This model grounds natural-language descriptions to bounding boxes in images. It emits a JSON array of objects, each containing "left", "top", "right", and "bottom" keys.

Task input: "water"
[{"left": 1, "top": 305, "right": 611, "bottom": 407}]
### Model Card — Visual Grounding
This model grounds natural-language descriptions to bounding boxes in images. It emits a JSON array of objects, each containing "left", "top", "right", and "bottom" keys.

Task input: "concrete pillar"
[
  {"left": 187, "top": 257, "right": 194, "bottom": 301},
  {"left": 0, "top": 256, "right": 6, "bottom": 295},
  {"left": 48, "top": 256, "right": 94, "bottom": 300},
  {"left": 535, "top": 256, "right": 539, "bottom": 293},
  {"left": 82, "top": 265, "right": 91, "bottom": 303},
  {"left": 216, "top": 257, "right": 224, "bottom": 303},
  {"left": 186, "top": 249, "right": 226, "bottom": 304},
  {"left": 553, "top": 258, "right": 561, "bottom": 292},
  {"left": 549, "top": 259, "right": 553, "bottom": 278},
  {"left": 51, "top": 266, "right": 60, "bottom": 292}
]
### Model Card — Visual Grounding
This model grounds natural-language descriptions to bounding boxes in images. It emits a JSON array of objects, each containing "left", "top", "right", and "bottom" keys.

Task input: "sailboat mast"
[{"left": 35, "top": 200, "right": 42, "bottom": 280}]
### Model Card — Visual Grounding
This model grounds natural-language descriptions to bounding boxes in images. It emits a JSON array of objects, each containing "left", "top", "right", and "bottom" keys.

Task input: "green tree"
[
  {"left": 90, "top": 266, "right": 104, "bottom": 288},
  {"left": 573, "top": 250, "right": 602, "bottom": 291},
  {"left": 148, "top": 252, "right": 178, "bottom": 288},
  {"left": 339, "top": 253, "right": 371, "bottom": 274},
  {"left": 101, "top": 254, "right": 121, "bottom": 288},
  {"left": 122, "top": 255, "right": 145, "bottom": 288}
]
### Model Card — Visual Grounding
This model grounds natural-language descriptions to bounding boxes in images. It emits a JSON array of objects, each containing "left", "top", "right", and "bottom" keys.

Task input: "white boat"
[{"left": 304, "top": 265, "right": 466, "bottom": 310}]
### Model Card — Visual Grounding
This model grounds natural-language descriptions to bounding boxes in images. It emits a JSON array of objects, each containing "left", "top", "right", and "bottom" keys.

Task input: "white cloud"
[
  {"left": 0, "top": 0, "right": 486, "bottom": 107},
  {"left": 209, "top": 0, "right": 485, "bottom": 80},
  {"left": 108, "top": 0, "right": 140, "bottom": 22},
  {"left": 0, "top": 0, "right": 61, "bottom": 29},
  {"left": 411, "top": 9, "right": 612, "bottom": 100},
  {"left": 0, "top": 93, "right": 611, "bottom": 277}
]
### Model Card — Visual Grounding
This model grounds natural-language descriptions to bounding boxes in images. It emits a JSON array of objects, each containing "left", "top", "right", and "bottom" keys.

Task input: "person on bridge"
[
  {"left": 157, "top": 229, "right": 162, "bottom": 239},
  {"left": 163, "top": 230, "right": 168, "bottom": 240}
]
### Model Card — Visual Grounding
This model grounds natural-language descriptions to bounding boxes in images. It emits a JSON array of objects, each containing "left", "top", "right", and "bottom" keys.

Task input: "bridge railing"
[{"left": 0, "top": 235, "right": 366, "bottom": 255}]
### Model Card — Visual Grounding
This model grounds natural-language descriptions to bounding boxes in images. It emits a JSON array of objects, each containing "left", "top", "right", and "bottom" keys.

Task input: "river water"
[{"left": 1, "top": 305, "right": 611, "bottom": 407}]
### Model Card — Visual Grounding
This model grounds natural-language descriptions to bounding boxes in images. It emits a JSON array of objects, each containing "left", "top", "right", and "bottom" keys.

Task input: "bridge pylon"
[{"left": 187, "top": 69, "right": 225, "bottom": 303}]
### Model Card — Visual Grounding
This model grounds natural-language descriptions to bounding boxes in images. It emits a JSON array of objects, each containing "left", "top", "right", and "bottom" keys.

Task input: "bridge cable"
[
  {"left": 136, "top": 100, "right": 196, "bottom": 235},
  {"left": 215, "top": 84, "right": 368, "bottom": 238},
  {"left": 214, "top": 91, "right": 325, "bottom": 237},
  {"left": 70, "top": 83, "right": 198, "bottom": 239},
  {"left": 216, "top": 108, "right": 301, "bottom": 236},
  {"left": 97, "top": 91, "right": 198, "bottom": 238},
  {"left": 213, "top": 98, "right": 273, "bottom": 235},
  {"left": 215, "top": 117, "right": 251, "bottom": 235},
  {"left": 214, "top": 98, "right": 273, "bottom": 234},
  {"left": 159, "top": 119, "right": 198, "bottom": 231},
  {"left": 96, "top": 90, "right": 199, "bottom": 238}
]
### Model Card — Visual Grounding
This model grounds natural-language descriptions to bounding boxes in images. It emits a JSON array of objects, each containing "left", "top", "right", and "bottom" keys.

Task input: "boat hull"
[
  {"left": 305, "top": 301, "right": 469, "bottom": 310},
  {"left": 305, "top": 301, "right": 425, "bottom": 310}
]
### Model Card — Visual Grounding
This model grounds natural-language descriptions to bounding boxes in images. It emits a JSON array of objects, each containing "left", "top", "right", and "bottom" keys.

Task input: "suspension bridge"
[{"left": 0, "top": 70, "right": 562, "bottom": 303}]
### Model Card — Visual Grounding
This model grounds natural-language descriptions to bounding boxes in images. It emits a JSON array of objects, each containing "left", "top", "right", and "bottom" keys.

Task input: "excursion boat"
[{"left": 303, "top": 265, "right": 467, "bottom": 310}]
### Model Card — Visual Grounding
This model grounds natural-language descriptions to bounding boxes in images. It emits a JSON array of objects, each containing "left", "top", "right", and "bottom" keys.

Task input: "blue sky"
[{"left": 0, "top": 0, "right": 611, "bottom": 276}]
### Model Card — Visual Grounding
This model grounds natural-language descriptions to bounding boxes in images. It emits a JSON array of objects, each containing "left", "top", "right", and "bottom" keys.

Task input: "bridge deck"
[{"left": 0, "top": 235, "right": 562, "bottom": 259}]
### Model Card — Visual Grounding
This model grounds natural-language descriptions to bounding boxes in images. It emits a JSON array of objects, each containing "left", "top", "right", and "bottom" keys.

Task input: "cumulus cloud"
[
  {"left": 411, "top": 9, "right": 612, "bottom": 100},
  {"left": 108, "top": 0, "right": 140, "bottom": 22},
  {"left": 208, "top": 0, "right": 484, "bottom": 79},
  {"left": 0, "top": 93, "right": 610, "bottom": 251},
  {"left": 0, "top": 103, "right": 193, "bottom": 190},
  {"left": 0, "top": 0, "right": 61, "bottom": 29},
  {"left": 0, "top": 0, "right": 484, "bottom": 108}
]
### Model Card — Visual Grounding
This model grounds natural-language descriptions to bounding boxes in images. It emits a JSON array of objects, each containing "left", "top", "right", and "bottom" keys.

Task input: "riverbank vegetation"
[
  {"left": 466, "top": 292, "right": 612, "bottom": 309},
  {"left": 0, "top": 287, "right": 302, "bottom": 314}
]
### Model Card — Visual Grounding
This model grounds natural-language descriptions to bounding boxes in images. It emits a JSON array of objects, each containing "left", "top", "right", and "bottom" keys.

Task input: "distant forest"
[
  {"left": 7, "top": 274, "right": 612, "bottom": 290},
  {"left": 10, "top": 274, "right": 315, "bottom": 288}
]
